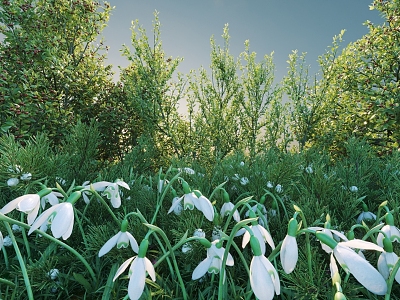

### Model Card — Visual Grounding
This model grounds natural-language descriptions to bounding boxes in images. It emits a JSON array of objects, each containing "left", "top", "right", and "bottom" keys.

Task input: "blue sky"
[{"left": 102, "top": 1, "right": 384, "bottom": 82}]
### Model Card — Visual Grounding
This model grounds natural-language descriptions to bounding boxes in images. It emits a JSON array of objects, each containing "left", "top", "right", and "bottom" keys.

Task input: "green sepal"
[
  {"left": 287, "top": 218, "right": 298, "bottom": 237},
  {"left": 316, "top": 231, "right": 338, "bottom": 250},
  {"left": 385, "top": 213, "right": 395, "bottom": 226},
  {"left": 383, "top": 237, "right": 393, "bottom": 253},
  {"left": 138, "top": 239, "right": 149, "bottom": 258},
  {"left": 66, "top": 191, "right": 81, "bottom": 204},
  {"left": 362, "top": 202, "right": 369, "bottom": 212},
  {"left": 198, "top": 238, "right": 212, "bottom": 248},
  {"left": 182, "top": 180, "right": 191, "bottom": 194},
  {"left": 249, "top": 235, "right": 262, "bottom": 256},
  {"left": 37, "top": 188, "right": 52, "bottom": 198},
  {"left": 121, "top": 219, "right": 129, "bottom": 232},
  {"left": 346, "top": 230, "right": 355, "bottom": 240},
  {"left": 223, "top": 190, "right": 230, "bottom": 203},
  {"left": 259, "top": 195, "right": 266, "bottom": 205}
]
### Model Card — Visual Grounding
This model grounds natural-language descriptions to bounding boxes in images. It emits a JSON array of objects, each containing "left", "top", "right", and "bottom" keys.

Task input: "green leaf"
[{"left": 73, "top": 272, "right": 92, "bottom": 292}]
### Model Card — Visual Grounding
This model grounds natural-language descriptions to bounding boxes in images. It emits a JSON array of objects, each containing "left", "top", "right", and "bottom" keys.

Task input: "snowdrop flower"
[
  {"left": 182, "top": 243, "right": 192, "bottom": 253},
  {"left": 28, "top": 191, "right": 81, "bottom": 240},
  {"left": 113, "top": 239, "right": 156, "bottom": 300},
  {"left": 240, "top": 177, "right": 249, "bottom": 185},
  {"left": 275, "top": 184, "right": 283, "bottom": 193},
  {"left": 280, "top": 218, "right": 299, "bottom": 274},
  {"left": 377, "top": 237, "right": 400, "bottom": 283},
  {"left": 20, "top": 173, "right": 32, "bottom": 181},
  {"left": 192, "top": 239, "right": 234, "bottom": 281},
  {"left": 3, "top": 235, "right": 12, "bottom": 247},
  {"left": 7, "top": 178, "right": 19, "bottom": 187},
  {"left": 99, "top": 219, "right": 139, "bottom": 257},
  {"left": 242, "top": 210, "right": 275, "bottom": 255},
  {"left": 182, "top": 229, "right": 206, "bottom": 253},
  {"left": 377, "top": 213, "right": 400, "bottom": 247},
  {"left": 249, "top": 235, "right": 280, "bottom": 300},
  {"left": 232, "top": 174, "right": 240, "bottom": 181},
  {"left": 1, "top": 188, "right": 52, "bottom": 225},
  {"left": 212, "top": 226, "right": 222, "bottom": 241},
  {"left": 357, "top": 202, "right": 376, "bottom": 224},
  {"left": 40, "top": 191, "right": 63, "bottom": 209},
  {"left": 349, "top": 186, "right": 358, "bottom": 193},
  {"left": 7, "top": 165, "right": 21, "bottom": 174},
  {"left": 305, "top": 166, "right": 313, "bottom": 174},
  {"left": 102, "top": 179, "right": 130, "bottom": 208},
  {"left": 12, "top": 224, "right": 21, "bottom": 232},
  {"left": 239, "top": 161, "right": 245, "bottom": 166},
  {"left": 220, "top": 190, "right": 240, "bottom": 222},
  {"left": 245, "top": 198, "right": 268, "bottom": 227},
  {"left": 266, "top": 181, "right": 274, "bottom": 189},
  {"left": 316, "top": 232, "right": 387, "bottom": 295},
  {"left": 178, "top": 167, "right": 195, "bottom": 175},
  {"left": 47, "top": 269, "right": 59, "bottom": 280},
  {"left": 171, "top": 196, "right": 183, "bottom": 215},
  {"left": 167, "top": 180, "right": 214, "bottom": 221}
]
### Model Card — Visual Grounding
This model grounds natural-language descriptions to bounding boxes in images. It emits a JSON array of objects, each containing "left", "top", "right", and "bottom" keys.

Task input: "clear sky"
[{"left": 102, "top": 0, "right": 384, "bottom": 83}]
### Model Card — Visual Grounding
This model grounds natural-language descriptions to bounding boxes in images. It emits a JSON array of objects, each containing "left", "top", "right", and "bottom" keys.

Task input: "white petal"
[
  {"left": 340, "top": 239, "right": 383, "bottom": 252},
  {"left": 116, "top": 180, "right": 130, "bottom": 190},
  {"left": 261, "top": 255, "right": 280, "bottom": 295},
  {"left": 128, "top": 258, "right": 146, "bottom": 300},
  {"left": 91, "top": 181, "right": 112, "bottom": 191},
  {"left": 257, "top": 225, "right": 275, "bottom": 250},
  {"left": 253, "top": 226, "right": 266, "bottom": 255},
  {"left": 280, "top": 235, "right": 298, "bottom": 274},
  {"left": 1, "top": 196, "right": 23, "bottom": 214},
  {"left": 242, "top": 231, "right": 250, "bottom": 249},
  {"left": 51, "top": 203, "right": 74, "bottom": 239},
  {"left": 62, "top": 214, "right": 74, "bottom": 240},
  {"left": 144, "top": 257, "right": 156, "bottom": 281},
  {"left": 192, "top": 257, "right": 211, "bottom": 280},
  {"left": 167, "top": 197, "right": 183, "bottom": 214},
  {"left": 126, "top": 232, "right": 139, "bottom": 253},
  {"left": 377, "top": 253, "right": 390, "bottom": 279},
  {"left": 250, "top": 256, "right": 275, "bottom": 300},
  {"left": 98, "top": 232, "right": 120, "bottom": 257},
  {"left": 27, "top": 202, "right": 40, "bottom": 225},
  {"left": 113, "top": 257, "right": 135, "bottom": 281},
  {"left": 17, "top": 195, "right": 40, "bottom": 213},
  {"left": 330, "top": 229, "right": 348, "bottom": 242},
  {"left": 28, "top": 204, "right": 60, "bottom": 235},
  {"left": 197, "top": 195, "right": 214, "bottom": 221},
  {"left": 335, "top": 245, "right": 387, "bottom": 295}
]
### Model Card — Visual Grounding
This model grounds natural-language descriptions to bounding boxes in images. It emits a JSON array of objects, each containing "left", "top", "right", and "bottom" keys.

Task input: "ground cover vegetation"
[{"left": 0, "top": 0, "right": 400, "bottom": 299}]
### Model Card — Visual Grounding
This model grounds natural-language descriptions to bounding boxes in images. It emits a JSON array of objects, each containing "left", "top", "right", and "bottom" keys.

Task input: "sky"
[{"left": 102, "top": 0, "right": 384, "bottom": 84}]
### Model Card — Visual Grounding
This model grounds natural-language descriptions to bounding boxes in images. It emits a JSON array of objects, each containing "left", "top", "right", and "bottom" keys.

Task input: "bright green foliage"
[
  {"left": 311, "top": 0, "right": 400, "bottom": 154},
  {"left": 0, "top": 0, "right": 113, "bottom": 146}
]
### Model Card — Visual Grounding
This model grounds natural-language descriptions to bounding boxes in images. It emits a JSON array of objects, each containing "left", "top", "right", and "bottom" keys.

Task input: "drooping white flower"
[
  {"left": 316, "top": 232, "right": 387, "bottom": 295},
  {"left": 249, "top": 235, "right": 280, "bottom": 300},
  {"left": 7, "top": 178, "right": 19, "bottom": 187},
  {"left": 20, "top": 173, "right": 32, "bottom": 181},
  {"left": 245, "top": 203, "right": 268, "bottom": 227},
  {"left": 98, "top": 219, "right": 139, "bottom": 257},
  {"left": 11, "top": 224, "right": 21, "bottom": 232},
  {"left": 357, "top": 203, "right": 376, "bottom": 224},
  {"left": 3, "top": 235, "right": 12, "bottom": 247},
  {"left": 349, "top": 186, "right": 358, "bottom": 193},
  {"left": 308, "top": 226, "right": 348, "bottom": 253},
  {"left": 40, "top": 191, "right": 63, "bottom": 209},
  {"left": 113, "top": 239, "right": 155, "bottom": 300},
  {"left": 266, "top": 181, "right": 274, "bottom": 189},
  {"left": 1, "top": 188, "right": 51, "bottom": 225},
  {"left": 305, "top": 166, "right": 313, "bottom": 174},
  {"left": 240, "top": 177, "right": 249, "bottom": 185},
  {"left": 28, "top": 191, "right": 81, "bottom": 240},
  {"left": 192, "top": 239, "right": 234, "bottom": 280},
  {"left": 220, "top": 201, "right": 240, "bottom": 222},
  {"left": 242, "top": 222, "right": 275, "bottom": 256},
  {"left": 47, "top": 269, "right": 60, "bottom": 280},
  {"left": 275, "top": 184, "right": 283, "bottom": 193},
  {"left": 377, "top": 213, "right": 400, "bottom": 247},
  {"left": 102, "top": 180, "right": 130, "bottom": 208},
  {"left": 377, "top": 236, "right": 400, "bottom": 283},
  {"left": 280, "top": 218, "right": 299, "bottom": 274}
]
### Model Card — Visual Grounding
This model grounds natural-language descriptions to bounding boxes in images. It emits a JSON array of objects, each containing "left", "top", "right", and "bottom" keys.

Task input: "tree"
[{"left": 0, "top": 0, "right": 113, "bottom": 147}]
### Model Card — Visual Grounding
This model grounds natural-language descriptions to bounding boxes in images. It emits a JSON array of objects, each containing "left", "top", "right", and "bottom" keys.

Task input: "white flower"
[
  {"left": 40, "top": 192, "right": 63, "bottom": 209},
  {"left": 242, "top": 224, "right": 275, "bottom": 256},
  {"left": 171, "top": 196, "right": 183, "bottom": 215},
  {"left": 220, "top": 201, "right": 240, "bottom": 222},
  {"left": 280, "top": 218, "right": 298, "bottom": 274},
  {"left": 194, "top": 229, "right": 206, "bottom": 238},
  {"left": 240, "top": 177, "right": 249, "bottom": 185},
  {"left": 7, "top": 165, "right": 21, "bottom": 174},
  {"left": 113, "top": 240, "right": 155, "bottom": 300},
  {"left": 192, "top": 240, "right": 234, "bottom": 280},
  {"left": 28, "top": 202, "right": 75, "bottom": 240},
  {"left": 3, "top": 235, "right": 12, "bottom": 247},
  {"left": 182, "top": 243, "right": 192, "bottom": 253},
  {"left": 168, "top": 190, "right": 214, "bottom": 222},
  {"left": 349, "top": 186, "right": 358, "bottom": 193},
  {"left": 180, "top": 167, "right": 195, "bottom": 175},
  {"left": 99, "top": 227, "right": 139, "bottom": 257},
  {"left": 377, "top": 249, "right": 400, "bottom": 283},
  {"left": 47, "top": 269, "right": 59, "bottom": 280},
  {"left": 245, "top": 204, "right": 268, "bottom": 227},
  {"left": 377, "top": 213, "right": 400, "bottom": 247},
  {"left": 7, "top": 178, "right": 19, "bottom": 187},
  {"left": 239, "top": 161, "right": 245, "bottom": 166},
  {"left": 275, "top": 184, "right": 283, "bottom": 193},
  {"left": 1, "top": 192, "right": 47, "bottom": 225},
  {"left": 317, "top": 232, "right": 387, "bottom": 295},
  {"left": 12, "top": 224, "right": 22, "bottom": 232},
  {"left": 232, "top": 174, "right": 240, "bottom": 181},
  {"left": 305, "top": 166, "right": 313, "bottom": 174},
  {"left": 20, "top": 173, "right": 32, "bottom": 181},
  {"left": 250, "top": 254, "right": 280, "bottom": 300},
  {"left": 308, "top": 226, "right": 348, "bottom": 253},
  {"left": 102, "top": 180, "right": 130, "bottom": 208},
  {"left": 357, "top": 211, "right": 376, "bottom": 224},
  {"left": 212, "top": 226, "right": 222, "bottom": 241},
  {"left": 266, "top": 181, "right": 274, "bottom": 189}
]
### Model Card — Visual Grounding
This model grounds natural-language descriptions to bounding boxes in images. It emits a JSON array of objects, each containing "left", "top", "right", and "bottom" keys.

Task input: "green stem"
[
  {"left": 298, "top": 210, "right": 313, "bottom": 283},
  {"left": 0, "top": 277, "right": 15, "bottom": 287},
  {"left": 0, "top": 213, "right": 97, "bottom": 284},
  {"left": 2, "top": 242, "right": 9, "bottom": 269},
  {"left": 20, "top": 214, "right": 31, "bottom": 259},
  {"left": 3, "top": 221, "right": 34, "bottom": 300},
  {"left": 385, "top": 257, "right": 400, "bottom": 299},
  {"left": 74, "top": 209, "right": 88, "bottom": 249},
  {"left": 91, "top": 189, "right": 120, "bottom": 226}
]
